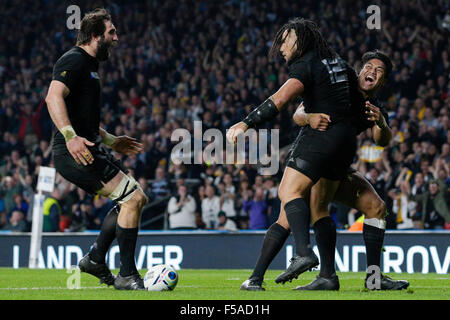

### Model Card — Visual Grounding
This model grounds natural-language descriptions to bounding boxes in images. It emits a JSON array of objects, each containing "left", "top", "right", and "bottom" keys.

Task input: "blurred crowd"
[{"left": 0, "top": 0, "right": 449, "bottom": 232}]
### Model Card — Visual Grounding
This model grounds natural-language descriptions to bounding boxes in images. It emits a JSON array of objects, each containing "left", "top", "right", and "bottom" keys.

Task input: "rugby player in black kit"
[
  {"left": 45, "top": 8, "right": 148, "bottom": 290},
  {"left": 241, "top": 51, "right": 409, "bottom": 291},
  {"left": 227, "top": 17, "right": 359, "bottom": 287}
]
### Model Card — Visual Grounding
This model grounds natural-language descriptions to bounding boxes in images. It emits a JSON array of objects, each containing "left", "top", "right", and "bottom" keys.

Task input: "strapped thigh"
[{"left": 107, "top": 175, "right": 142, "bottom": 204}]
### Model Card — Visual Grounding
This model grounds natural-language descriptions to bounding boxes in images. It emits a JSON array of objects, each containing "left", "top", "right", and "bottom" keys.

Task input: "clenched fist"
[{"left": 226, "top": 122, "right": 249, "bottom": 145}]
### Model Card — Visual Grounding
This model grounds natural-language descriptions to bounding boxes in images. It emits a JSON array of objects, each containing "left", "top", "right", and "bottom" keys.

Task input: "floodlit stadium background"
[{"left": 0, "top": 0, "right": 449, "bottom": 273}]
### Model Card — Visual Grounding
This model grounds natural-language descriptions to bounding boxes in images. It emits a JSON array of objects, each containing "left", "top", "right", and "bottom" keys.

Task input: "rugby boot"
[
  {"left": 275, "top": 252, "right": 319, "bottom": 284},
  {"left": 240, "top": 277, "right": 265, "bottom": 291},
  {"left": 114, "top": 272, "right": 146, "bottom": 290},
  {"left": 78, "top": 253, "right": 115, "bottom": 286},
  {"left": 365, "top": 274, "right": 409, "bottom": 290},
  {"left": 294, "top": 274, "right": 340, "bottom": 291}
]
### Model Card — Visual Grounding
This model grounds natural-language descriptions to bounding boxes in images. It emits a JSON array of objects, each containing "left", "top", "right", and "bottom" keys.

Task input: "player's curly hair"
[
  {"left": 76, "top": 8, "right": 111, "bottom": 46},
  {"left": 269, "top": 18, "right": 336, "bottom": 62},
  {"left": 362, "top": 50, "right": 393, "bottom": 79}
]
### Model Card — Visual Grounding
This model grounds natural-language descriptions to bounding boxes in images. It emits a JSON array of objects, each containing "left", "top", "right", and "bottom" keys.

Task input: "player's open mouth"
[{"left": 365, "top": 74, "right": 375, "bottom": 85}]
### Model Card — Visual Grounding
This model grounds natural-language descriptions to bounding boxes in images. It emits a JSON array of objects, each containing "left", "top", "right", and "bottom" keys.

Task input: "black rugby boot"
[
  {"left": 78, "top": 253, "right": 115, "bottom": 286},
  {"left": 240, "top": 277, "right": 265, "bottom": 291},
  {"left": 365, "top": 274, "right": 409, "bottom": 290},
  {"left": 275, "top": 253, "right": 319, "bottom": 284},
  {"left": 294, "top": 274, "right": 340, "bottom": 291},
  {"left": 114, "top": 272, "right": 146, "bottom": 290}
]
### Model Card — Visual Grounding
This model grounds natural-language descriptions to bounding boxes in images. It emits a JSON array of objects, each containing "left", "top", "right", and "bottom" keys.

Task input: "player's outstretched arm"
[
  {"left": 366, "top": 101, "right": 392, "bottom": 146},
  {"left": 226, "top": 78, "right": 305, "bottom": 144},
  {"left": 46, "top": 80, "right": 94, "bottom": 166}
]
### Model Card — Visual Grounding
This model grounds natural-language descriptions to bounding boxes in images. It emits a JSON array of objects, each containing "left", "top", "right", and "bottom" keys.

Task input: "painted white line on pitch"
[{"left": 0, "top": 286, "right": 107, "bottom": 290}]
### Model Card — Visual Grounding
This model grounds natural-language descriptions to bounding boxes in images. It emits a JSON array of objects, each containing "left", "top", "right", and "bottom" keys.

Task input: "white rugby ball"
[{"left": 143, "top": 264, "right": 178, "bottom": 291}]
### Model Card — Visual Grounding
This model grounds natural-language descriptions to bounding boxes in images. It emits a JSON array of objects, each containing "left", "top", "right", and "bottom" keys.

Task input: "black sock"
[
  {"left": 116, "top": 224, "right": 139, "bottom": 277},
  {"left": 89, "top": 205, "right": 119, "bottom": 264},
  {"left": 313, "top": 216, "right": 336, "bottom": 278},
  {"left": 284, "top": 198, "right": 312, "bottom": 257},
  {"left": 251, "top": 223, "right": 290, "bottom": 280},
  {"left": 363, "top": 223, "right": 385, "bottom": 270}
]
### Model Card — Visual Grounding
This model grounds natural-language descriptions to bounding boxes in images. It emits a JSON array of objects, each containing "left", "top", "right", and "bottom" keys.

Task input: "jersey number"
[{"left": 321, "top": 58, "right": 348, "bottom": 84}]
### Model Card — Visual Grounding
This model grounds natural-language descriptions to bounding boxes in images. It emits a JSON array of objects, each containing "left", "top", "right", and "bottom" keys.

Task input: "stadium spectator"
[
  {"left": 390, "top": 180, "right": 415, "bottom": 230},
  {"left": 201, "top": 185, "right": 220, "bottom": 229},
  {"left": 407, "top": 179, "right": 450, "bottom": 229},
  {"left": 2, "top": 210, "right": 28, "bottom": 232},
  {"left": 167, "top": 184, "right": 197, "bottom": 230},
  {"left": 243, "top": 187, "right": 268, "bottom": 230},
  {"left": 17, "top": 102, "right": 45, "bottom": 148},
  {"left": 151, "top": 167, "right": 171, "bottom": 201},
  {"left": 42, "top": 190, "right": 62, "bottom": 232},
  {"left": 0, "top": 176, "right": 23, "bottom": 219},
  {"left": 9, "top": 193, "right": 28, "bottom": 220},
  {"left": 263, "top": 178, "right": 281, "bottom": 225},
  {"left": 194, "top": 185, "right": 207, "bottom": 229},
  {"left": 217, "top": 181, "right": 237, "bottom": 220},
  {"left": 408, "top": 172, "right": 428, "bottom": 228},
  {"left": 0, "top": 0, "right": 448, "bottom": 231},
  {"left": 217, "top": 211, "right": 238, "bottom": 232},
  {"left": 90, "top": 197, "right": 115, "bottom": 230}
]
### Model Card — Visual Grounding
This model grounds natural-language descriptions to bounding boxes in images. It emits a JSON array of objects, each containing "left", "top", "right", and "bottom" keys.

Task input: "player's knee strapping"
[{"left": 108, "top": 175, "right": 143, "bottom": 205}]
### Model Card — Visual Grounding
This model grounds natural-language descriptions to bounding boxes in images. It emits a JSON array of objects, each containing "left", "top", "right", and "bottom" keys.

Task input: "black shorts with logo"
[
  {"left": 53, "top": 141, "right": 128, "bottom": 195},
  {"left": 286, "top": 121, "right": 357, "bottom": 183}
]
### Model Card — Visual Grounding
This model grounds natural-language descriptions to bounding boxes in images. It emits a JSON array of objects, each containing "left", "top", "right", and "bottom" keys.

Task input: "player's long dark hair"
[
  {"left": 269, "top": 18, "right": 336, "bottom": 62},
  {"left": 76, "top": 8, "right": 111, "bottom": 46}
]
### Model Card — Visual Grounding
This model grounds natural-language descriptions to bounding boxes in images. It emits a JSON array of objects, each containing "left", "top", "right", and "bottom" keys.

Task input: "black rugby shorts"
[
  {"left": 286, "top": 122, "right": 356, "bottom": 183},
  {"left": 53, "top": 144, "right": 128, "bottom": 195}
]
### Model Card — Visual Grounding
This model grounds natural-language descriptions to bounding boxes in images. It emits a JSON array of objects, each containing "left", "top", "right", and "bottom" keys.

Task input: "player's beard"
[{"left": 96, "top": 38, "right": 112, "bottom": 61}]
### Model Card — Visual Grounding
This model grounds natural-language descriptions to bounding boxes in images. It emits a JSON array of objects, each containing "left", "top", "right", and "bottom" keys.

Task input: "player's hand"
[
  {"left": 226, "top": 121, "right": 248, "bottom": 145},
  {"left": 111, "top": 136, "right": 144, "bottom": 156},
  {"left": 308, "top": 113, "right": 331, "bottom": 131},
  {"left": 365, "top": 101, "right": 385, "bottom": 127},
  {"left": 66, "top": 136, "right": 95, "bottom": 166}
]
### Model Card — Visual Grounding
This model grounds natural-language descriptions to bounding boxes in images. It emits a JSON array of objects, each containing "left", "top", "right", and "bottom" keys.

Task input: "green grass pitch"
[{"left": 0, "top": 268, "right": 448, "bottom": 300}]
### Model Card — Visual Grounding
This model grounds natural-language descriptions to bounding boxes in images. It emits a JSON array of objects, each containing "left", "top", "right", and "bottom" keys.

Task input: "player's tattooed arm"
[
  {"left": 293, "top": 102, "right": 331, "bottom": 131},
  {"left": 366, "top": 101, "right": 392, "bottom": 146}
]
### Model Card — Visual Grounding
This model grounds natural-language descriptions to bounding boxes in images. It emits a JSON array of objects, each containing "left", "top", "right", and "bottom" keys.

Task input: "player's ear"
[{"left": 91, "top": 32, "right": 101, "bottom": 43}]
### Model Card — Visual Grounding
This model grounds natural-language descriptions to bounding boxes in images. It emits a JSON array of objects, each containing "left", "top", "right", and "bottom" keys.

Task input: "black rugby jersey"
[
  {"left": 347, "top": 68, "right": 389, "bottom": 135},
  {"left": 288, "top": 50, "right": 354, "bottom": 123},
  {"left": 51, "top": 46, "right": 102, "bottom": 150}
]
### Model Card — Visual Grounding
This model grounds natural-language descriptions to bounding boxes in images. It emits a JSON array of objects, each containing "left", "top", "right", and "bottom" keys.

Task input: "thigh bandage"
[{"left": 108, "top": 175, "right": 142, "bottom": 204}]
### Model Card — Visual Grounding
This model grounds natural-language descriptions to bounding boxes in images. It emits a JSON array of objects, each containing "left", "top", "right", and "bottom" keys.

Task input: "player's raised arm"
[
  {"left": 365, "top": 101, "right": 392, "bottom": 146},
  {"left": 46, "top": 80, "right": 94, "bottom": 165}
]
